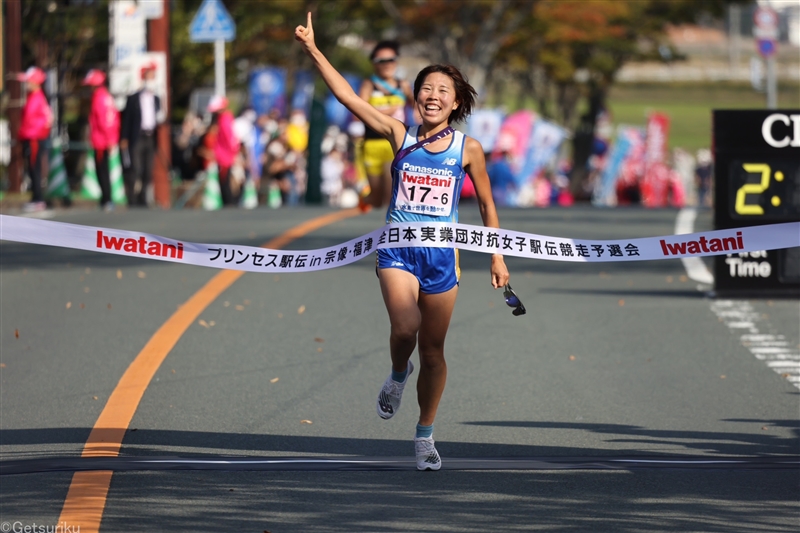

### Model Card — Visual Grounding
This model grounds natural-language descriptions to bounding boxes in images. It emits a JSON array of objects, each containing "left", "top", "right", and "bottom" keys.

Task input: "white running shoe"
[
  {"left": 22, "top": 201, "right": 46, "bottom": 213},
  {"left": 376, "top": 361, "right": 414, "bottom": 420},
  {"left": 415, "top": 436, "right": 442, "bottom": 471}
]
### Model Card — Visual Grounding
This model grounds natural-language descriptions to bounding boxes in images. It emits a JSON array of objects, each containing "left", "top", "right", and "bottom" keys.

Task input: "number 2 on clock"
[{"left": 735, "top": 163, "right": 770, "bottom": 215}]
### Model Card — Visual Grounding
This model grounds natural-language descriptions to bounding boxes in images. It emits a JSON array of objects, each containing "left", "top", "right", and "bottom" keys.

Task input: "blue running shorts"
[{"left": 377, "top": 247, "right": 460, "bottom": 294}]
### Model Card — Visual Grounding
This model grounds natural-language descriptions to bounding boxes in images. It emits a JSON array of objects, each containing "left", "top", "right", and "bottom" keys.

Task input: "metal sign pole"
[
  {"left": 214, "top": 38, "right": 225, "bottom": 96},
  {"left": 753, "top": 6, "right": 779, "bottom": 110},
  {"left": 766, "top": 56, "right": 777, "bottom": 109}
]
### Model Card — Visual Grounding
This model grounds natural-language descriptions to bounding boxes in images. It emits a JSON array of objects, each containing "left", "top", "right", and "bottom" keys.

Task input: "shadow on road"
[
  {"left": 2, "top": 419, "right": 798, "bottom": 532},
  {"left": 1, "top": 418, "right": 798, "bottom": 459},
  {"left": 0, "top": 465, "right": 796, "bottom": 533}
]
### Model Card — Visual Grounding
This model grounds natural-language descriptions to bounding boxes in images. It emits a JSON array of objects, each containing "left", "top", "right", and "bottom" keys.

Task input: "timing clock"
[{"left": 713, "top": 110, "right": 800, "bottom": 297}]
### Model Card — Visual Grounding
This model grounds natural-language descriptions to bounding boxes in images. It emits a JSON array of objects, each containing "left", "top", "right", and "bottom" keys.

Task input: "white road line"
[
  {"left": 753, "top": 354, "right": 800, "bottom": 361},
  {"left": 674, "top": 208, "right": 714, "bottom": 285},
  {"left": 741, "top": 334, "right": 784, "bottom": 342},
  {"left": 676, "top": 208, "right": 800, "bottom": 390},
  {"left": 750, "top": 347, "right": 794, "bottom": 354}
]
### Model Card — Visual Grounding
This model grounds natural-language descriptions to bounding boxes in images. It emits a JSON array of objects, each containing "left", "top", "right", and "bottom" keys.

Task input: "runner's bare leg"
[
  {"left": 379, "top": 268, "right": 421, "bottom": 373},
  {"left": 416, "top": 285, "right": 458, "bottom": 426}
]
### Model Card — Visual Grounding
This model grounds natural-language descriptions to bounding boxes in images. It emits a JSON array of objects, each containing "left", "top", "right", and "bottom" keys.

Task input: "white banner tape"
[{"left": 1, "top": 215, "right": 798, "bottom": 273}]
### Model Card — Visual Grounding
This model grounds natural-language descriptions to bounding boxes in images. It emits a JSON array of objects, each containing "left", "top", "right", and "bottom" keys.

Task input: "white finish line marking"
[
  {"left": 675, "top": 208, "right": 800, "bottom": 390},
  {"left": 674, "top": 208, "right": 714, "bottom": 286}
]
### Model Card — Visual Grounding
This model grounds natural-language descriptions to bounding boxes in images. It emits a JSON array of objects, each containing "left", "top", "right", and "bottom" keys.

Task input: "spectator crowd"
[
  {"left": 9, "top": 62, "right": 715, "bottom": 212},
  {"left": 171, "top": 102, "right": 366, "bottom": 209}
]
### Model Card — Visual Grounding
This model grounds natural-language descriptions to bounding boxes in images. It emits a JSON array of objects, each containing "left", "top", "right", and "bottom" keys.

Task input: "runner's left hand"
[{"left": 491, "top": 255, "right": 510, "bottom": 289}]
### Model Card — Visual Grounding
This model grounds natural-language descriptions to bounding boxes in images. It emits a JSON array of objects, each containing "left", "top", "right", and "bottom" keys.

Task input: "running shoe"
[
  {"left": 376, "top": 360, "right": 414, "bottom": 420},
  {"left": 22, "top": 201, "right": 46, "bottom": 213},
  {"left": 414, "top": 436, "right": 442, "bottom": 471},
  {"left": 356, "top": 183, "right": 372, "bottom": 213},
  {"left": 357, "top": 195, "right": 372, "bottom": 213}
]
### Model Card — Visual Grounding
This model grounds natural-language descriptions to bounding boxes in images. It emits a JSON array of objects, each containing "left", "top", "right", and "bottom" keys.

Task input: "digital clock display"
[
  {"left": 728, "top": 159, "right": 800, "bottom": 220},
  {"left": 714, "top": 109, "right": 800, "bottom": 296}
]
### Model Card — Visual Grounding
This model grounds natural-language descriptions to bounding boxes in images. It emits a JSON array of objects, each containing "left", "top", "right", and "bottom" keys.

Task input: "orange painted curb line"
[{"left": 58, "top": 208, "right": 361, "bottom": 532}]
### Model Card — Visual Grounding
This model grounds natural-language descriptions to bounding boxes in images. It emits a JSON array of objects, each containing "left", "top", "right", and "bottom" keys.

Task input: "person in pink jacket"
[
  {"left": 207, "top": 95, "right": 240, "bottom": 205},
  {"left": 83, "top": 69, "right": 121, "bottom": 210},
  {"left": 17, "top": 67, "right": 53, "bottom": 212}
]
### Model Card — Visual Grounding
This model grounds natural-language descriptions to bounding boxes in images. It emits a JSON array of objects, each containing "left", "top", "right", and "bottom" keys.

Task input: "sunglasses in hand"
[{"left": 503, "top": 284, "right": 526, "bottom": 316}]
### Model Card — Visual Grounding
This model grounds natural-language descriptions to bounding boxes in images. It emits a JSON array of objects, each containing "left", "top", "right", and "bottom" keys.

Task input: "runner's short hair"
[{"left": 413, "top": 64, "right": 477, "bottom": 124}]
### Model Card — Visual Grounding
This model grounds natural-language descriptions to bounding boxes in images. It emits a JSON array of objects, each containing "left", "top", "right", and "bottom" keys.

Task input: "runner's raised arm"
[{"left": 295, "top": 12, "right": 406, "bottom": 149}]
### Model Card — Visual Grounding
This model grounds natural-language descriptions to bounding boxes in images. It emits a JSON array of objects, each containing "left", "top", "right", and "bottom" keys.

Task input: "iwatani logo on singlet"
[{"left": 397, "top": 163, "right": 456, "bottom": 216}]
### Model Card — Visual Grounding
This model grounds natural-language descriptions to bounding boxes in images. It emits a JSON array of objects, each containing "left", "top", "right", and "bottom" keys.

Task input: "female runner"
[
  {"left": 296, "top": 13, "right": 509, "bottom": 470},
  {"left": 358, "top": 40, "right": 414, "bottom": 209}
]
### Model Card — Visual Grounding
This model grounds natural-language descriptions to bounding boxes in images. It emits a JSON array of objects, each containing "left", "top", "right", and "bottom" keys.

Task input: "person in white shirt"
[{"left": 120, "top": 62, "right": 161, "bottom": 206}]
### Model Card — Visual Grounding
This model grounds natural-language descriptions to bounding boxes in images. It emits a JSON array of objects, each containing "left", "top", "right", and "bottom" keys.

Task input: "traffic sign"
[
  {"left": 757, "top": 39, "right": 777, "bottom": 58},
  {"left": 753, "top": 6, "right": 778, "bottom": 58},
  {"left": 753, "top": 6, "right": 779, "bottom": 39},
  {"left": 190, "top": 0, "right": 236, "bottom": 43}
]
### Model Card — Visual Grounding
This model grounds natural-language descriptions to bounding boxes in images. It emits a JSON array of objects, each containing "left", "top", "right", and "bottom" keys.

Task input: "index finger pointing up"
[{"left": 307, "top": 11, "right": 312, "bottom": 30}]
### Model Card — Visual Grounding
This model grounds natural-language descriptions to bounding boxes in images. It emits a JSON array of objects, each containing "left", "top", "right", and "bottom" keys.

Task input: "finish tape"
[{"left": 1, "top": 215, "right": 798, "bottom": 273}]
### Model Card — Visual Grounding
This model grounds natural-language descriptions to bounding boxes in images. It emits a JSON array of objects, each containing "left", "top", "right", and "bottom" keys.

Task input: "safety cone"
[
  {"left": 80, "top": 149, "right": 102, "bottom": 200},
  {"left": 46, "top": 138, "right": 69, "bottom": 199},
  {"left": 203, "top": 163, "right": 223, "bottom": 210},
  {"left": 267, "top": 182, "right": 282, "bottom": 209},
  {"left": 240, "top": 178, "right": 258, "bottom": 209},
  {"left": 109, "top": 146, "right": 127, "bottom": 204}
]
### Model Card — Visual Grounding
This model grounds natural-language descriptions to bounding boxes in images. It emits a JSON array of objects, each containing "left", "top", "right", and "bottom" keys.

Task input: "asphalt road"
[{"left": 1, "top": 205, "right": 798, "bottom": 532}]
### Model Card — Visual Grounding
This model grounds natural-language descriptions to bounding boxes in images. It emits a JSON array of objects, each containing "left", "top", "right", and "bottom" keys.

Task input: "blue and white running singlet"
[{"left": 377, "top": 126, "right": 467, "bottom": 294}]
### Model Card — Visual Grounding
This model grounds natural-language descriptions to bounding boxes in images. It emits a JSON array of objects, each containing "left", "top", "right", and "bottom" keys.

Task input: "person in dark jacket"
[{"left": 120, "top": 62, "right": 161, "bottom": 206}]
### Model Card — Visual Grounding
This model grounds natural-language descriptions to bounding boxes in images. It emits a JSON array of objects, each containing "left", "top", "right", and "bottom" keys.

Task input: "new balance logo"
[
  {"left": 378, "top": 392, "right": 393, "bottom": 414},
  {"left": 425, "top": 453, "right": 439, "bottom": 464},
  {"left": 442, "top": 158, "right": 457, "bottom": 165}
]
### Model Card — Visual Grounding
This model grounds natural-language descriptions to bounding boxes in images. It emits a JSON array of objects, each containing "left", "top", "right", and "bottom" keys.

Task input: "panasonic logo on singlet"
[{"left": 401, "top": 162, "right": 454, "bottom": 177}]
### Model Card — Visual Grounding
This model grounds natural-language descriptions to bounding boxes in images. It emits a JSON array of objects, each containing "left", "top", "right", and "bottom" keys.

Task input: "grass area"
[{"left": 607, "top": 82, "right": 800, "bottom": 153}]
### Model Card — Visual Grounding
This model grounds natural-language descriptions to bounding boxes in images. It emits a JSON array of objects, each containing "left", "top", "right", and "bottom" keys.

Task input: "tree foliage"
[
  {"left": 19, "top": 0, "right": 109, "bottom": 95},
  {"left": 378, "top": 0, "right": 536, "bottom": 97},
  {"left": 170, "top": 0, "right": 385, "bottom": 113},
  {"left": 489, "top": 0, "right": 744, "bottom": 197},
  {"left": 17, "top": 0, "right": 744, "bottom": 195}
]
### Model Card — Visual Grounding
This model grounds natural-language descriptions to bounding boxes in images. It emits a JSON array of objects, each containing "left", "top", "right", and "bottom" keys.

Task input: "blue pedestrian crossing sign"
[{"left": 190, "top": 0, "right": 236, "bottom": 43}]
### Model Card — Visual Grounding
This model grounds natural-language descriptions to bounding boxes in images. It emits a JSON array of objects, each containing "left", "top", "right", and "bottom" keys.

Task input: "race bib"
[{"left": 395, "top": 163, "right": 457, "bottom": 217}]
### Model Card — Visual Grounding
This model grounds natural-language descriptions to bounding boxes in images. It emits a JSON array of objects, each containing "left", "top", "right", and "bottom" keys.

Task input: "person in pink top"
[
  {"left": 207, "top": 95, "right": 240, "bottom": 205},
  {"left": 83, "top": 69, "right": 121, "bottom": 210},
  {"left": 17, "top": 67, "right": 53, "bottom": 211}
]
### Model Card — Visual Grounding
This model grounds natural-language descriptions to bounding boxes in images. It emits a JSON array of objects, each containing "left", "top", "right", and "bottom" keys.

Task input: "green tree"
[
  {"left": 19, "top": 0, "right": 109, "bottom": 100},
  {"left": 524, "top": 0, "right": 743, "bottom": 198},
  {"left": 378, "top": 0, "right": 536, "bottom": 98},
  {"left": 170, "top": 0, "right": 386, "bottom": 115}
]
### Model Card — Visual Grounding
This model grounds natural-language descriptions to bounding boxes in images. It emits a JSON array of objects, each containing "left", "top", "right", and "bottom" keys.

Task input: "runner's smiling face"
[{"left": 416, "top": 73, "right": 458, "bottom": 127}]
